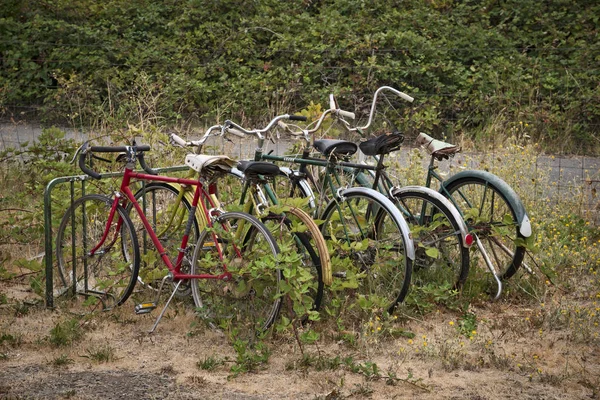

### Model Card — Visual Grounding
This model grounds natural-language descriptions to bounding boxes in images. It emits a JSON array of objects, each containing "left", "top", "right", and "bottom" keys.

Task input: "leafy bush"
[{"left": 1, "top": 0, "right": 598, "bottom": 153}]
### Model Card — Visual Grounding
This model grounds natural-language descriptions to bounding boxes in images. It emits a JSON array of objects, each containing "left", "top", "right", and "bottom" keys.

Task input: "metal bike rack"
[{"left": 43, "top": 166, "right": 188, "bottom": 309}]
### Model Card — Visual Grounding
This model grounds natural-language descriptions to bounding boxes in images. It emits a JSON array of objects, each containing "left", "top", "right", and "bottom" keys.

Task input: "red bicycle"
[{"left": 54, "top": 142, "right": 282, "bottom": 336}]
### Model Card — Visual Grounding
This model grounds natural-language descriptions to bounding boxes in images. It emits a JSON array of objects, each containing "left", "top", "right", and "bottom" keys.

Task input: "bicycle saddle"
[
  {"left": 416, "top": 132, "right": 460, "bottom": 160},
  {"left": 237, "top": 160, "right": 281, "bottom": 178},
  {"left": 185, "top": 154, "right": 236, "bottom": 174},
  {"left": 313, "top": 139, "right": 358, "bottom": 157},
  {"left": 359, "top": 132, "right": 404, "bottom": 156}
]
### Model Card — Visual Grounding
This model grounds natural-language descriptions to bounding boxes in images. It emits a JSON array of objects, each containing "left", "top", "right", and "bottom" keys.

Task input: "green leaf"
[{"left": 425, "top": 247, "right": 440, "bottom": 258}]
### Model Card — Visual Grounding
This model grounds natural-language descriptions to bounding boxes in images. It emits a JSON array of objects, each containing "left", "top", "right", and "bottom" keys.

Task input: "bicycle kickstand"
[
  {"left": 148, "top": 280, "right": 183, "bottom": 334},
  {"left": 134, "top": 275, "right": 182, "bottom": 333}
]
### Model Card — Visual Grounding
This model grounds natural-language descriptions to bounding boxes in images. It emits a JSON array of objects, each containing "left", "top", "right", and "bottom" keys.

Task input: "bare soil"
[{"left": 1, "top": 276, "right": 598, "bottom": 400}]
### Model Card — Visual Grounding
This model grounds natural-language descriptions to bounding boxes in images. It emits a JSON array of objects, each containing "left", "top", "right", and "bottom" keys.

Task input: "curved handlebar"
[
  {"left": 77, "top": 141, "right": 153, "bottom": 179},
  {"left": 351, "top": 86, "right": 413, "bottom": 131},
  {"left": 168, "top": 114, "right": 307, "bottom": 148},
  {"left": 223, "top": 114, "right": 307, "bottom": 140},
  {"left": 78, "top": 143, "right": 101, "bottom": 179},
  {"left": 169, "top": 124, "right": 223, "bottom": 150},
  {"left": 328, "top": 93, "right": 356, "bottom": 121},
  {"left": 279, "top": 86, "right": 413, "bottom": 138},
  {"left": 137, "top": 152, "right": 158, "bottom": 175}
]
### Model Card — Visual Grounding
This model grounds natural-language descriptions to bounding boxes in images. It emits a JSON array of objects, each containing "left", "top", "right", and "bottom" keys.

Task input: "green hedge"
[{"left": 1, "top": 0, "right": 598, "bottom": 153}]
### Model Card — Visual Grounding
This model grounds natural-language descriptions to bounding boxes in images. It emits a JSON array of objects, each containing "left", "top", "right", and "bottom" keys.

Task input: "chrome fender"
[
  {"left": 328, "top": 186, "right": 415, "bottom": 261},
  {"left": 391, "top": 185, "right": 473, "bottom": 248}
]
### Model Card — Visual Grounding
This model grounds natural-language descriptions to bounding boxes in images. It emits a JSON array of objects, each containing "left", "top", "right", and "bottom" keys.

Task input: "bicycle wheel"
[
  {"left": 190, "top": 211, "right": 282, "bottom": 341},
  {"left": 443, "top": 177, "right": 526, "bottom": 279},
  {"left": 215, "top": 171, "right": 328, "bottom": 314},
  {"left": 393, "top": 191, "right": 469, "bottom": 293},
  {"left": 320, "top": 190, "right": 413, "bottom": 316},
  {"left": 261, "top": 206, "right": 329, "bottom": 316},
  {"left": 129, "top": 182, "right": 201, "bottom": 298},
  {"left": 55, "top": 194, "right": 140, "bottom": 312}
]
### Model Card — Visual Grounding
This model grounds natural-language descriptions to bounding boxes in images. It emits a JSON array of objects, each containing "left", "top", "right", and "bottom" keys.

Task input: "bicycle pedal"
[
  {"left": 332, "top": 271, "right": 347, "bottom": 279},
  {"left": 135, "top": 302, "right": 157, "bottom": 314},
  {"left": 201, "top": 241, "right": 216, "bottom": 250}
]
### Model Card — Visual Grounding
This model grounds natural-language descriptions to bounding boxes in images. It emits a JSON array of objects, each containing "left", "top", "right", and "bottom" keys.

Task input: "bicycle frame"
[{"left": 100, "top": 166, "right": 234, "bottom": 282}]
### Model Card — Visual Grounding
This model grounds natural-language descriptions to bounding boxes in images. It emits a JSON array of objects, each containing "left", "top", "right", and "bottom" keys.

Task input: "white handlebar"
[
  {"left": 170, "top": 133, "right": 187, "bottom": 147},
  {"left": 353, "top": 86, "right": 414, "bottom": 131},
  {"left": 227, "top": 128, "right": 246, "bottom": 138},
  {"left": 329, "top": 93, "right": 337, "bottom": 110},
  {"left": 336, "top": 109, "right": 356, "bottom": 120},
  {"left": 395, "top": 90, "right": 414, "bottom": 103}
]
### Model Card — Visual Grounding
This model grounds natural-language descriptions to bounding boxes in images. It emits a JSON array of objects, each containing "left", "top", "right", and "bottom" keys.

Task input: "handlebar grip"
[
  {"left": 170, "top": 133, "right": 187, "bottom": 147},
  {"left": 78, "top": 151, "right": 101, "bottom": 180},
  {"left": 138, "top": 153, "right": 158, "bottom": 175},
  {"left": 337, "top": 109, "right": 356, "bottom": 120},
  {"left": 89, "top": 145, "right": 128, "bottom": 153},
  {"left": 288, "top": 115, "right": 307, "bottom": 121},
  {"left": 227, "top": 128, "right": 246, "bottom": 138},
  {"left": 397, "top": 91, "right": 414, "bottom": 103}
]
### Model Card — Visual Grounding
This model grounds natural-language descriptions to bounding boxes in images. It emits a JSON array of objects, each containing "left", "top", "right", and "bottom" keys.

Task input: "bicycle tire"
[
  {"left": 215, "top": 170, "right": 329, "bottom": 314},
  {"left": 129, "top": 182, "right": 200, "bottom": 298},
  {"left": 442, "top": 176, "right": 526, "bottom": 280},
  {"left": 190, "top": 211, "right": 282, "bottom": 341},
  {"left": 320, "top": 189, "right": 413, "bottom": 316},
  {"left": 393, "top": 190, "right": 469, "bottom": 293},
  {"left": 55, "top": 194, "right": 140, "bottom": 312}
]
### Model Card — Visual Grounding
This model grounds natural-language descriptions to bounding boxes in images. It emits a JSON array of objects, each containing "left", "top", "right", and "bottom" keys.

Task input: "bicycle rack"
[{"left": 43, "top": 166, "right": 188, "bottom": 309}]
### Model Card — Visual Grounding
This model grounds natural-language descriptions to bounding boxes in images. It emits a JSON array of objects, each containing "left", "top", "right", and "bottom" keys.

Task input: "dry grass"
[{"left": 1, "top": 139, "right": 599, "bottom": 398}]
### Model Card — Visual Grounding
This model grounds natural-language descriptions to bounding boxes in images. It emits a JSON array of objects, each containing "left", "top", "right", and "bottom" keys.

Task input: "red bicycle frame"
[{"left": 93, "top": 165, "right": 235, "bottom": 281}]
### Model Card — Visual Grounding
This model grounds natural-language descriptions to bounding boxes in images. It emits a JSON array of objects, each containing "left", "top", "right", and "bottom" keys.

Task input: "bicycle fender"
[
  {"left": 391, "top": 185, "right": 473, "bottom": 248},
  {"left": 441, "top": 170, "right": 532, "bottom": 238},
  {"left": 334, "top": 186, "right": 416, "bottom": 260}
]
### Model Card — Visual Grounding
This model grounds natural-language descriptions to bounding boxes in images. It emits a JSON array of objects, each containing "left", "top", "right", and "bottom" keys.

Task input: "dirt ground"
[{"left": 1, "top": 276, "right": 599, "bottom": 400}]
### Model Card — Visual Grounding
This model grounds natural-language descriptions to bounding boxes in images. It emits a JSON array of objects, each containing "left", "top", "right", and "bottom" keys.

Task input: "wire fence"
[{"left": 2, "top": 122, "right": 599, "bottom": 226}]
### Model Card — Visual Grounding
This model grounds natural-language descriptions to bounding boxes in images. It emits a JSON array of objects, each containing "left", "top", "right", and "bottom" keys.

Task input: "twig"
[
  {"left": 377, "top": 374, "right": 431, "bottom": 392},
  {"left": 0, "top": 270, "right": 39, "bottom": 281},
  {"left": 286, "top": 294, "right": 304, "bottom": 355}
]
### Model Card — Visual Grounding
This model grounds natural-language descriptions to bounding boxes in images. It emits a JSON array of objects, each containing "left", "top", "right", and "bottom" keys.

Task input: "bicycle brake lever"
[{"left": 69, "top": 143, "right": 86, "bottom": 164}]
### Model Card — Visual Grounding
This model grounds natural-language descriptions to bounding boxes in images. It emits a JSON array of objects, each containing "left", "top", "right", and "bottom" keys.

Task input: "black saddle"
[
  {"left": 313, "top": 139, "right": 358, "bottom": 157},
  {"left": 359, "top": 132, "right": 404, "bottom": 156},
  {"left": 237, "top": 160, "right": 281, "bottom": 178}
]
